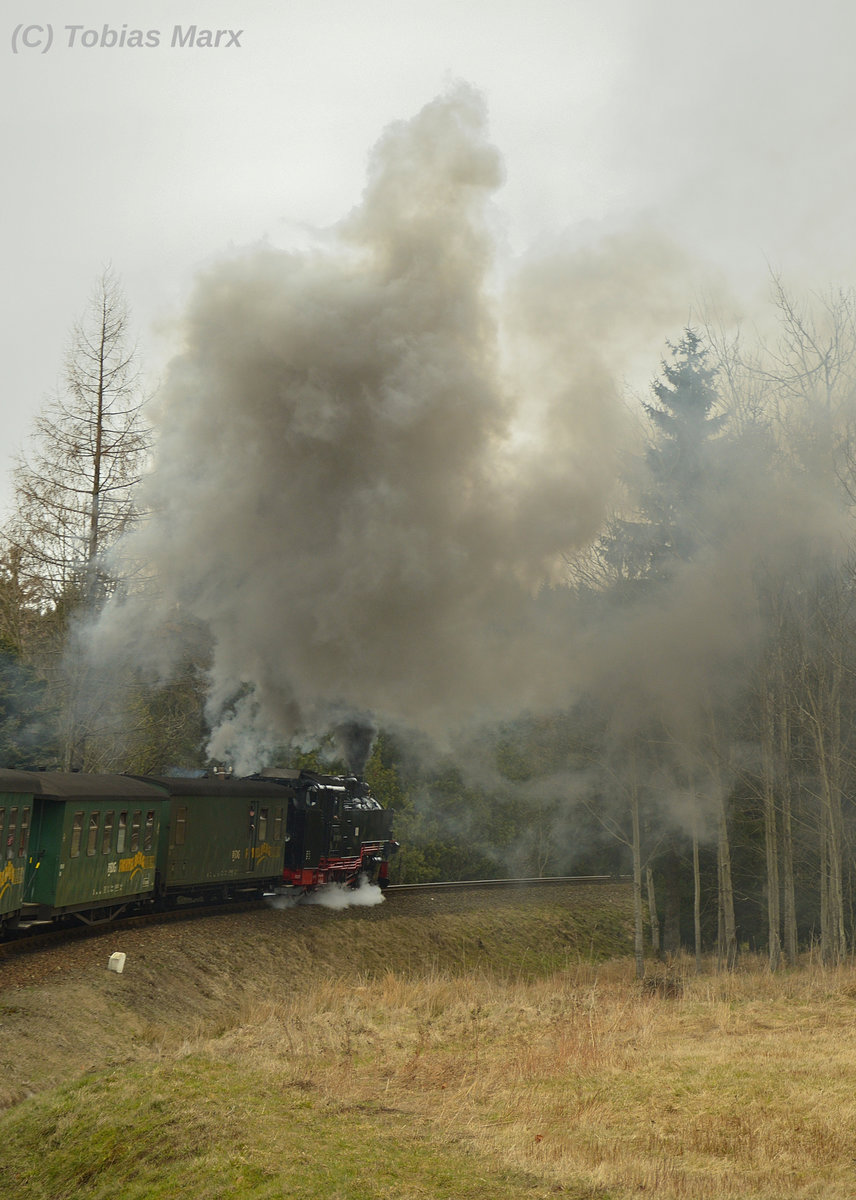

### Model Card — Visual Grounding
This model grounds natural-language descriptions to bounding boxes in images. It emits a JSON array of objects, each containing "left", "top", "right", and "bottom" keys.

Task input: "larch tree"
[
  {"left": 5, "top": 269, "right": 151, "bottom": 769},
  {"left": 8, "top": 268, "right": 150, "bottom": 611}
]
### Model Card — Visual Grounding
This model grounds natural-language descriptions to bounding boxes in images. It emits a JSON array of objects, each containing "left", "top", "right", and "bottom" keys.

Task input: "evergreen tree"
[
  {"left": 574, "top": 330, "right": 739, "bottom": 968},
  {"left": 642, "top": 326, "right": 724, "bottom": 568},
  {"left": 596, "top": 328, "right": 724, "bottom": 590}
]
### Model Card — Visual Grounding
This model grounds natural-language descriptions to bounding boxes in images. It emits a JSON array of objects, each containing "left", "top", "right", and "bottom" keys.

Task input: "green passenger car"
[
  {"left": 21, "top": 773, "right": 170, "bottom": 920},
  {"left": 0, "top": 774, "right": 34, "bottom": 929},
  {"left": 146, "top": 777, "right": 289, "bottom": 900}
]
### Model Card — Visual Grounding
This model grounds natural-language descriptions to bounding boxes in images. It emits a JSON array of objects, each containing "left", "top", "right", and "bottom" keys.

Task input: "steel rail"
[
  {"left": 0, "top": 899, "right": 267, "bottom": 961},
  {"left": 385, "top": 875, "right": 627, "bottom": 893}
]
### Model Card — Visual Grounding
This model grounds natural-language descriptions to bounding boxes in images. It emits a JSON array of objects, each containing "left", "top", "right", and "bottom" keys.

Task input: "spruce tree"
[{"left": 641, "top": 326, "right": 724, "bottom": 571}]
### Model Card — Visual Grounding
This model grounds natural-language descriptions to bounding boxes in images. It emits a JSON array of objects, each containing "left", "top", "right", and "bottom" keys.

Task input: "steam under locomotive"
[{"left": 0, "top": 767, "right": 397, "bottom": 932}]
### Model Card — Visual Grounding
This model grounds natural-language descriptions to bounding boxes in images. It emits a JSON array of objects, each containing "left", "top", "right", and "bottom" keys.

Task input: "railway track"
[
  {"left": 386, "top": 874, "right": 624, "bottom": 894},
  {"left": 0, "top": 876, "right": 628, "bottom": 962},
  {"left": 0, "top": 898, "right": 267, "bottom": 961}
]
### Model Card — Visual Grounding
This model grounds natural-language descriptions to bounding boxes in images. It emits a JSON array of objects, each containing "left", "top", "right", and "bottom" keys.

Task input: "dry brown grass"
[
  {"left": 5, "top": 898, "right": 856, "bottom": 1197},
  {"left": 187, "top": 954, "right": 856, "bottom": 1199}
]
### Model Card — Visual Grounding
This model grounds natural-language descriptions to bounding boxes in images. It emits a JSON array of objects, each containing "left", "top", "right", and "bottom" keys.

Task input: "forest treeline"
[{"left": 4, "top": 269, "right": 856, "bottom": 971}]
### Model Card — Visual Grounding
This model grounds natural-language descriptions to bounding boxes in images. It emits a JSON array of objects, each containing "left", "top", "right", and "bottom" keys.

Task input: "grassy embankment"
[{"left": 3, "top": 890, "right": 856, "bottom": 1199}]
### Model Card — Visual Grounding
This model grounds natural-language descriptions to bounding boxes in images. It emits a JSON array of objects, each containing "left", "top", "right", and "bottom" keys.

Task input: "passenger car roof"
[
  {"left": 138, "top": 776, "right": 289, "bottom": 798},
  {"left": 0, "top": 771, "right": 170, "bottom": 800}
]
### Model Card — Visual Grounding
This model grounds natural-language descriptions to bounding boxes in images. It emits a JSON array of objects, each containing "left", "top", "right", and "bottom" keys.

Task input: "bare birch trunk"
[
  {"left": 645, "top": 864, "right": 660, "bottom": 958},
  {"left": 629, "top": 748, "right": 645, "bottom": 981},
  {"left": 760, "top": 678, "right": 782, "bottom": 971},
  {"left": 804, "top": 664, "right": 846, "bottom": 965},
  {"left": 716, "top": 786, "right": 737, "bottom": 971},
  {"left": 778, "top": 707, "right": 798, "bottom": 964},
  {"left": 693, "top": 827, "right": 702, "bottom": 973}
]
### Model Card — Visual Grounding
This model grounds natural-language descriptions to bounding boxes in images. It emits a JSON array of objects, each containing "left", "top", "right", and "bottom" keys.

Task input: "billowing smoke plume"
[{"left": 93, "top": 85, "right": 719, "bottom": 771}]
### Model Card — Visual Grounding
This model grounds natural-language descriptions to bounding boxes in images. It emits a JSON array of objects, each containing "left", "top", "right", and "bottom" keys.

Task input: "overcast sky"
[{"left": 4, "top": 0, "right": 856, "bottom": 518}]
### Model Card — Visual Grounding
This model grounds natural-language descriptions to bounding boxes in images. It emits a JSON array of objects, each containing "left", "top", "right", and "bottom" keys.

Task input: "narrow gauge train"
[{"left": 0, "top": 767, "right": 397, "bottom": 932}]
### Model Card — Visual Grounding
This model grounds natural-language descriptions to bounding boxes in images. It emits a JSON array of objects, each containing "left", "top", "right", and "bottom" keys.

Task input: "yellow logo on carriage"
[
  {"left": 119, "top": 851, "right": 155, "bottom": 876},
  {"left": 0, "top": 860, "right": 23, "bottom": 901},
  {"left": 248, "top": 842, "right": 273, "bottom": 865}
]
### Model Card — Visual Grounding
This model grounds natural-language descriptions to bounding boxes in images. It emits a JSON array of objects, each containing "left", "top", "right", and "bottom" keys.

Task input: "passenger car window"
[
  {"left": 87, "top": 812, "right": 100, "bottom": 856},
  {"left": 117, "top": 811, "right": 128, "bottom": 853},
  {"left": 6, "top": 808, "right": 17, "bottom": 861},
  {"left": 174, "top": 805, "right": 187, "bottom": 847},
  {"left": 71, "top": 811, "right": 84, "bottom": 858},
  {"left": 102, "top": 811, "right": 114, "bottom": 854},
  {"left": 130, "top": 811, "right": 141, "bottom": 853},
  {"left": 144, "top": 810, "right": 155, "bottom": 851},
  {"left": 273, "top": 808, "right": 283, "bottom": 840},
  {"left": 19, "top": 806, "right": 29, "bottom": 857},
  {"left": 258, "top": 808, "right": 268, "bottom": 841}
]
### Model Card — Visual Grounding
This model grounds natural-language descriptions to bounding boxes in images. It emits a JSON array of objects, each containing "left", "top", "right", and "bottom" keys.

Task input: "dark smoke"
[
  {"left": 331, "top": 716, "right": 377, "bottom": 776},
  {"left": 91, "top": 85, "right": 731, "bottom": 772}
]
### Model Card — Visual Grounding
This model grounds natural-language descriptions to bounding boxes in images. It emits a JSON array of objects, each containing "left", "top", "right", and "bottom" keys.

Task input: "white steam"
[{"left": 268, "top": 878, "right": 386, "bottom": 910}]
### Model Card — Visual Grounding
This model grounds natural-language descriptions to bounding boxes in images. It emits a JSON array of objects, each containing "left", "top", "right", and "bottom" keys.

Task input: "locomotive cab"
[{"left": 255, "top": 769, "right": 396, "bottom": 889}]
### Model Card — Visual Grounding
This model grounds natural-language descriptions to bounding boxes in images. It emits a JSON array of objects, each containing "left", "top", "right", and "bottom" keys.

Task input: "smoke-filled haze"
[
  {"left": 92, "top": 86, "right": 707, "bottom": 767},
  {"left": 86, "top": 82, "right": 853, "bottom": 779}
]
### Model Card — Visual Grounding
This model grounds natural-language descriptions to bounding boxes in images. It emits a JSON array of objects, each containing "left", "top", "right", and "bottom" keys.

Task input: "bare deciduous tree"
[
  {"left": 9, "top": 267, "right": 150, "bottom": 609},
  {"left": 4, "top": 269, "right": 152, "bottom": 769}
]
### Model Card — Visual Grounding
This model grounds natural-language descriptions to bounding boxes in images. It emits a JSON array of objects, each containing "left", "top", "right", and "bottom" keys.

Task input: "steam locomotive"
[{"left": 0, "top": 767, "right": 397, "bottom": 932}]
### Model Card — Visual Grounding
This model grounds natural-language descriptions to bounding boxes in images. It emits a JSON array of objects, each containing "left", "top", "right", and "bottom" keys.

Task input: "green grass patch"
[
  {"left": 2, "top": 1056, "right": 600, "bottom": 1200},
  {"left": 360, "top": 899, "right": 634, "bottom": 980}
]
